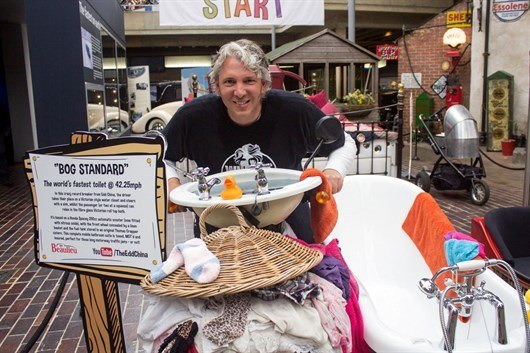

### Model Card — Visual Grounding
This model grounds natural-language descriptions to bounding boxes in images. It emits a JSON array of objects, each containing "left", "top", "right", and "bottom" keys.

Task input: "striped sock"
[
  {"left": 150, "top": 245, "right": 184, "bottom": 283},
  {"left": 177, "top": 238, "right": 220, "bottom": 284}
]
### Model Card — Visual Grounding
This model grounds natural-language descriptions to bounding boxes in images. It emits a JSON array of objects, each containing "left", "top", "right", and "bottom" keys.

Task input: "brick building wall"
[{"left": 397, "top": 1, "right": 472, "bottom": 134}]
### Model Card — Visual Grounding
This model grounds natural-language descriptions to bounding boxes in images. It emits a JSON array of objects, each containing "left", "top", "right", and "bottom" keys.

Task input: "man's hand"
[
  {"left": 323, "top": 168, "right": 343, "bottom": 194},
  {"left": 167, "top": 177, "right": 187, "bottom": 213}
]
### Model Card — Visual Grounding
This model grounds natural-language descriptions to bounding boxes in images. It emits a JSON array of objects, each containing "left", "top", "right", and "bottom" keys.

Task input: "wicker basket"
[{"left": 140, "top": 204, "right": 323, "bottom": 298}]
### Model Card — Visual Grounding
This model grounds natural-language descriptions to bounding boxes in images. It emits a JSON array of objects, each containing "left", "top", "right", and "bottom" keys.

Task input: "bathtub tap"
[
  {"left": 252, "top": 163, "right": 272, "bottom": 195},
  {"left": 191, "top": 167, "right": 221, "bottom": 200},
  {"left": 419, "top": 260, "right": 512, "bottom": 352}
]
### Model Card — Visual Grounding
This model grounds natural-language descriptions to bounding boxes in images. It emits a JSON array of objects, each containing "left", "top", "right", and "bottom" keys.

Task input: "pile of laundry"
[{"left": 138, "top": 238, "right": 369, "bottom": 353}]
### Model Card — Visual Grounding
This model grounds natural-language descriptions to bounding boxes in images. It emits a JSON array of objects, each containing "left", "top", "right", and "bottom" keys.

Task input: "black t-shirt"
[{"left": 162, "top": 89, "right": 345, "bottom": 173}]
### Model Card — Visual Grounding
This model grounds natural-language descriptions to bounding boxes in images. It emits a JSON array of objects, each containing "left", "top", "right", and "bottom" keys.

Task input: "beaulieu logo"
[{"left": 51, "top": 243, "right": 78, "bottom": 254}]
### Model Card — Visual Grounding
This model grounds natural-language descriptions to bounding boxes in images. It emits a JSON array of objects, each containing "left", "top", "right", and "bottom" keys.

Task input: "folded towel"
[
  {"left": 402, "top": 192, "right": 455, "bottom": 287},
  {"left": 300, "top": 168, "right": 338, "bottom": 244},
  {"left": 444, "top": 231, "right": 486, "bottom": 258},
  {"left": 444, "top": 239, "right": 480, "bottom": 266}
]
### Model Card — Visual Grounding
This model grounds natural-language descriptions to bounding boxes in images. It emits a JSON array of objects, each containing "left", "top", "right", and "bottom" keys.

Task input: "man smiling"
[{"left": 163, "top": 39, "right": 356, "bottom": 242}]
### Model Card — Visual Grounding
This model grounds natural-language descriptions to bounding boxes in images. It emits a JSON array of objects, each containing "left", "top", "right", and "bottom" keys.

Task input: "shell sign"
[{"left": 493, "top": 0, "right": 529, "bottom": 22}]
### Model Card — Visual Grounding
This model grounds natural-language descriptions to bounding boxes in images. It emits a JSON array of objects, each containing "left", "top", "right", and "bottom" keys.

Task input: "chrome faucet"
[
  {"left": 191, "top": 167, "right": 220, "bottom": 200},
  {"left": 418, "top": 259, "right": 516, "bottom": 352},
  {"left": 252, "top": 163, "right": 272, "bottom": 195}
]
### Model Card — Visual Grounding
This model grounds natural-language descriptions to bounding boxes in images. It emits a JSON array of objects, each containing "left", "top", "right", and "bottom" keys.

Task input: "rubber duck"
[{"left": 221, "top": 175, "right": 243, "bottom": 200}]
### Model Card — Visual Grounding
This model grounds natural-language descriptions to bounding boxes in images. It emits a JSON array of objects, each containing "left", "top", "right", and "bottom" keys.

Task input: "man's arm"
[
  {"left": 165, "top": 161, "right": 187, "bottom": 213},
  {"left": 322, "top": 132, "right": 356, "bottom": 193}
]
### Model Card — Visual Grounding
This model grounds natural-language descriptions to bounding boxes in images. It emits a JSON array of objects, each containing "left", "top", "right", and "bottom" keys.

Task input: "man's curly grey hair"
[{"left": 209, "top": 39, "right": 271, "bottom": 91}]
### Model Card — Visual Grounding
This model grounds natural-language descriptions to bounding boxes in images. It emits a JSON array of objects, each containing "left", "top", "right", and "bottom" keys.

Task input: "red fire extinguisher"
[
  {"left": 445, "top": 48, "right": 463, "bottom": 108},
  {"left": 446, "top": 75, "right": 463, "bottom": 108}
]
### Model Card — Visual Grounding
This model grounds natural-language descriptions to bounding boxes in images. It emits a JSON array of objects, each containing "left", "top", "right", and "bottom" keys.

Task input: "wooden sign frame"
[{"left": 24, "top": 132, "right": 168, "bottom": 353}]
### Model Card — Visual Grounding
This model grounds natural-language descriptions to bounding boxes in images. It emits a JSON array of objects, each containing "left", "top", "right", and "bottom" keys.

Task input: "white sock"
[
  {"left": 177, "top": 238, "right": 220, "bottom": 284},
  {"left": 150, "top": 245, "right": 184, "bottom": 283}
]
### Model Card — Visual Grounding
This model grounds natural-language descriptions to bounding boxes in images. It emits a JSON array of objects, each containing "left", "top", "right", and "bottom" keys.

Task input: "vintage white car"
[
  {"left": 131, "top": 100, "right": 184, "bottom": 133},
  {"left": 87, "top": 103, "right": 130, "bottom": 132}
]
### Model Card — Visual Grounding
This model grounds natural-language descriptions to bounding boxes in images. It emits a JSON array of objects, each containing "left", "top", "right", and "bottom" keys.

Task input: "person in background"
[{"left": 162, "top": 39, "right": 356, "bottom": 243}]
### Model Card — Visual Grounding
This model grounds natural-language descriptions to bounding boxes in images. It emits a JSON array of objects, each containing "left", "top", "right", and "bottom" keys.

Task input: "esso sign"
[{"left": 493, "top": 0, "right": 529, "bottom": 22}]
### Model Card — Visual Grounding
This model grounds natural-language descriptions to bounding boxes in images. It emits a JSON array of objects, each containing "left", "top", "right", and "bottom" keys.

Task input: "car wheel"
[
  {"left": 415, "top": 170, "right": 431, "bottom": 193},
  {"left": 107, "top": 120, "right": 127, "bottom": 131},
  {"left": 470, "top": 179, "right": 490, "bottom": 205},
  {"left": 147, "top": 118, "right": 165, "bottom": 132}
]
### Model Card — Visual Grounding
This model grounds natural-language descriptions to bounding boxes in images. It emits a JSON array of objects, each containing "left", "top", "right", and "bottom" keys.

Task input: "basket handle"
[{"left": 199, "top": 204, "right": 250, "bottom": 238}]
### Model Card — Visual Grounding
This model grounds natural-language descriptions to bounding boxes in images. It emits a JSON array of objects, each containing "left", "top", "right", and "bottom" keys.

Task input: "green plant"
[{"left": 342, "top": 89, "right": 375, "bottom": 106}]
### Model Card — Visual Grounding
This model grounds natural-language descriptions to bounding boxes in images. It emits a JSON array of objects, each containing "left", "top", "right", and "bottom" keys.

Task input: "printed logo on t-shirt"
[{"left": 221, "top": 143, "right": 276, "bottom": 171}]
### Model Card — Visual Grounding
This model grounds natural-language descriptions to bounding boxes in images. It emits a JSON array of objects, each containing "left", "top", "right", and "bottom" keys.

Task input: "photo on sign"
[{"left": 431, "top": 75, "right": 447, "bottom": 99}]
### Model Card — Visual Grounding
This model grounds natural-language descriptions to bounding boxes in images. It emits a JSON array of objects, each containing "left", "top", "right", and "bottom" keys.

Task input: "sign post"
[{"left": 25, "top": 132, "right": 167, "bottom": 353}]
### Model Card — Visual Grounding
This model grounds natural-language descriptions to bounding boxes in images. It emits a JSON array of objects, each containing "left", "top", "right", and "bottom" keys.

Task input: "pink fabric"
[
  {"left": 321, "top": 102, "right": 347, "bottom": 121},
  {"left": 310, "top": 273, "right": 352, "bottom": 352},
  {"left": 444, "top": 231, "right": 486, "bottom": 258},
  {"left": 287, "top": 236, "right": 368, "bottom": 352},
  {"left": 307, "top": 90, "right": 327, "bottom": 108},
  {"left": 326, "top": 240, "right": 369, "bottom": 353}
]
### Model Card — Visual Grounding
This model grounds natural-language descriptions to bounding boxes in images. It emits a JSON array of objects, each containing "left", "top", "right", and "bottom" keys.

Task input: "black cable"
[
  {"left": 402, "top": 29, "right": 439, "bottom": 97},
  {"left": 479, "top": 148, "right": 525, "bottom": 171},
  {"left": 19, "top": 271, "right": 71, "bottom": 353}
]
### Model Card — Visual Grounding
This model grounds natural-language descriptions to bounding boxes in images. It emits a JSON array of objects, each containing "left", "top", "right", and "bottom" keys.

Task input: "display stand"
[{"left": 24, "top": 132, "right": 167, "bottom": 353}]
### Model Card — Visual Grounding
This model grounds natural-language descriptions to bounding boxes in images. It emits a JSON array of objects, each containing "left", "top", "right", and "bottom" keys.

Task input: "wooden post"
[
  {"left": 72, "top": 132, "right": 125, "bottom": 353},
  {"left": 77, "top": 274, "right": 125, "bottom": 353}
]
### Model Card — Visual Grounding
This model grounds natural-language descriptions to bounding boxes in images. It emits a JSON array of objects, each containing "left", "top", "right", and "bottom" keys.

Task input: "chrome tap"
[
  {"left": 252, "top": 163, "right": 272, "bottom": 195},
  {"left": 417, "top": 259, "right": 519, "bottom": 352},
  {"left": 191, "top": 167, "right": 220, "bottom": 200}
]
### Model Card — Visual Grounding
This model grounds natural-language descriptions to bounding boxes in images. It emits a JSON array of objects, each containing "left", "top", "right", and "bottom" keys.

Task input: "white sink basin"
[{"left": 170, "top": 168, "right": 322, "bottom": 228}]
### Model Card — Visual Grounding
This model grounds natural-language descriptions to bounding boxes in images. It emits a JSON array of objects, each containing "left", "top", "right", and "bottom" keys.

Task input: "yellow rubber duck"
[{"left": 221, "top": 175, "right": 243, "bottom": 200}]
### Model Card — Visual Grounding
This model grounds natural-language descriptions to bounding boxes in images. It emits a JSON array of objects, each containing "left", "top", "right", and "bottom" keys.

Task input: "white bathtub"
[{"left": 329, "top": 175, "right": 527, "bottom": 352}]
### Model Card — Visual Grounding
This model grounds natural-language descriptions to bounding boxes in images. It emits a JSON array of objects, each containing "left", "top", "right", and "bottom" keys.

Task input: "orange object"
[
  {"left": 221, "top": 175, "right": 243, "bottom": 200},
  {"left": 402, "top": 192, "right": 456, "bottom": 287},
  {"left": 315, "top": 191, "right": 330, "bottom": 204},
  {"left": 300, "top": 168, "right": 338, "bottom": 244}
]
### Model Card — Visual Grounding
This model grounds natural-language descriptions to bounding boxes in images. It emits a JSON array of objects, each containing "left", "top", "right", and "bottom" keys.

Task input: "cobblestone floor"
[{"left": 0, "top": 142, "right": 526, "bottom": 352}]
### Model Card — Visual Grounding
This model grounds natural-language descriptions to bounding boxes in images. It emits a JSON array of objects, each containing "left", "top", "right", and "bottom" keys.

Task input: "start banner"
[{"left": 159, "top": 0, "right": 325, "bottom": 26}]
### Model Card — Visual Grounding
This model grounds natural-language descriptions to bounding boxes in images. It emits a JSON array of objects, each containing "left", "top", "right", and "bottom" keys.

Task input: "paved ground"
[{"left": 0, "top": 142, "right": 526, "bottom": 352}]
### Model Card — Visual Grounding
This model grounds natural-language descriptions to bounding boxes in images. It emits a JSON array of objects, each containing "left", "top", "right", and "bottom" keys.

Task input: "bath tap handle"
[
  {"left": 251, "top": 163, "right": 272, "bottom": 170},
  {"left": 190, "top": 167, "right": 210, "bottom": 179},
  {"left": 455, "top": 259, "right": 486, "bottom": 271}
]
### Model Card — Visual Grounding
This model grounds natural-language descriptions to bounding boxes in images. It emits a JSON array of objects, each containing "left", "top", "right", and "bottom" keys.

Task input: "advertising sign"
[
  {"left": 181, "top": 67, "right": 210, "bottom": 100},
  {"left": 446, "top": 10, "right": 471, "bottom": 27},
  {"left": 401, "top": 73, "right": 422, "bottom": 89},
  {"left": 431, "top": 75, "right": 447, "bottom": 99},
  {"left": 493, "top": 0, "right": 529, "bottom": 21},
  {"left": 128, "top": 66, "right": 151, "bottom": 119},
  {"left": 159, "top": 0, "right": 324, "bottom": 26},
  {"left": 376, "top": 44, "right": 398, "bottom": 60},
  {"left": 29, "top": 154, "right": 161, "bottom": 270},
  {"left": 25, "top": 133, "right": 167, "bottom": 279},
  {"left": 79, "top": 1, "right": 104, "bottom": 85}
]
